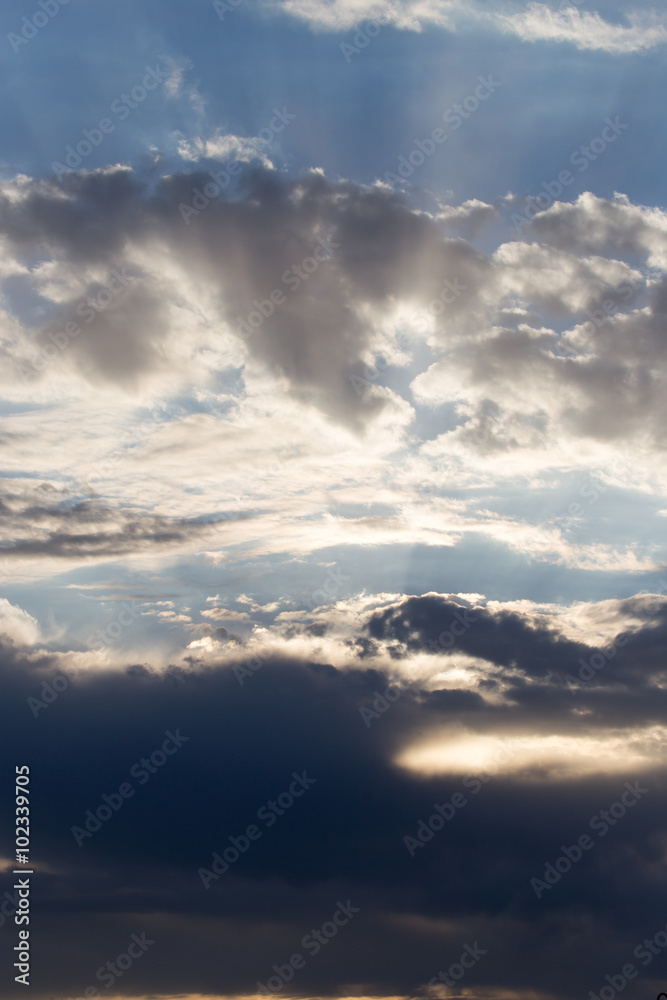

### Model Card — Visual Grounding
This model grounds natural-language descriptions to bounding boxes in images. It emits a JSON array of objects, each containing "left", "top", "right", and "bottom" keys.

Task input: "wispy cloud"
[
  {"left": 495, "top": 4, "right": 667, "bottom": 53},
  {"left": 268, "top": 0, "right": 667, "bottom": 53}
]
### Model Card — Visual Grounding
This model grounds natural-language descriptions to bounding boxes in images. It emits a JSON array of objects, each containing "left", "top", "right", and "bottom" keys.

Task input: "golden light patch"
[{"left": 396, "top": 727, "right": 667, "bottom": 777}]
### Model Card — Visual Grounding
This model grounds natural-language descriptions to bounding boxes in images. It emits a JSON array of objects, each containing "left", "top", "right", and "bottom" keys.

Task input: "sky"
[{"left": 1, "top": 1, "right": 667, "bottom": 998}]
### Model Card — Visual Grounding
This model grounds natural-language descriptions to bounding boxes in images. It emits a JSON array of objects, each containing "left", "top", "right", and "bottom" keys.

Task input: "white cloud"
[
  {"left": 0, "top": 599, "right": 41, "bottom": 646},
  {"left": 176, "top": 130, "right": 276, "bottom": 168},
  {"left": 495, "top": 4, "right": 667, "bottom": 53},
  {"left": 269, "top": 0, "right": 464, "bottom": 32},
  {"left": 265, "top": 0, "right": 667, "bottom": 53}
]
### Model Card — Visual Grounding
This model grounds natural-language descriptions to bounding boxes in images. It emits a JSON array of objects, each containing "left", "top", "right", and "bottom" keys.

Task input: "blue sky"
[
  {"left": 2, "top": 2, "right": 667, "bottom": 999},
  {"left": 2, "top": 0, "right": 667, "bottom": 206}
]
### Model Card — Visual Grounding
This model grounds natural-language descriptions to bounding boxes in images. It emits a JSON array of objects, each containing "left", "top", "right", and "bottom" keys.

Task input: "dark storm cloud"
[
  {"left": 363, "top": 591, "right": 667, "bottom": 702},
  {"left": 364, "top": 592, "right": 586, "bottom": 676},
  {"left": 2, "top": 603, "right": 667, "bottom": 999}
]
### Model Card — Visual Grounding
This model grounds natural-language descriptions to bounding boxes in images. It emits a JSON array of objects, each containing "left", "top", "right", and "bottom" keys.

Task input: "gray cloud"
[
  {"left": 4, "top": 171, "right": 666, "bottom": 458},
  {"left": 0, "top": 486, "right": 246, "bottom": 561},
  {"left": 3, "top": 168, "right": 488, "bottom": 429}
]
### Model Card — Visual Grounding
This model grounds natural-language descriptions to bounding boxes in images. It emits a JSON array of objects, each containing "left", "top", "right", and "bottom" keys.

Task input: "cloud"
[
  {"left": 266, "top": 0, "right": 667, "bottom": 53},
  {"left": 495, "top": 4, "right": 667, "bottom": 53},
  {"left": 176, "top": 130, "right": 277, "bottom": 169},
  {"left": 268, "top": 0, "right": 465, "bottom": 32},
  {"left": 0, "top": 167, "right": 487, "bottom": 430},
  {"left": 0, "top": 485, "right": 252, "bottom": 564},
  {"left": 2, "top": 169, "right": 667, "bottom": 587},
  {"left": 3, "top": 590, "right": 667, "bottom": 998},
  {"left": 0, "top": 598, "right": 40, "bottom": 646},
  {"left": 525, "top": 191, "right": 667, "bottom": 268}
]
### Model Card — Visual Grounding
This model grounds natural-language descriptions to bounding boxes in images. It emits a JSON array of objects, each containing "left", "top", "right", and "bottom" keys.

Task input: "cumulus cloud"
[
  {"left": 4, "top": 168, "right": 465, "bottom": 429},
  {"left": 3, "top": 170, "right": 666, "bottom": 463},
  {"left": 1, "top": 169, "right": 667, "bottom": 587},
  {"left": 526, "top": 191, "right": 667, "bottom": 268},
  {"left": 176, "top": 129, "right": 277, "bottom": 169},
  {"left": 0, "top": 598, "right": 40, "bottom": 646}
]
